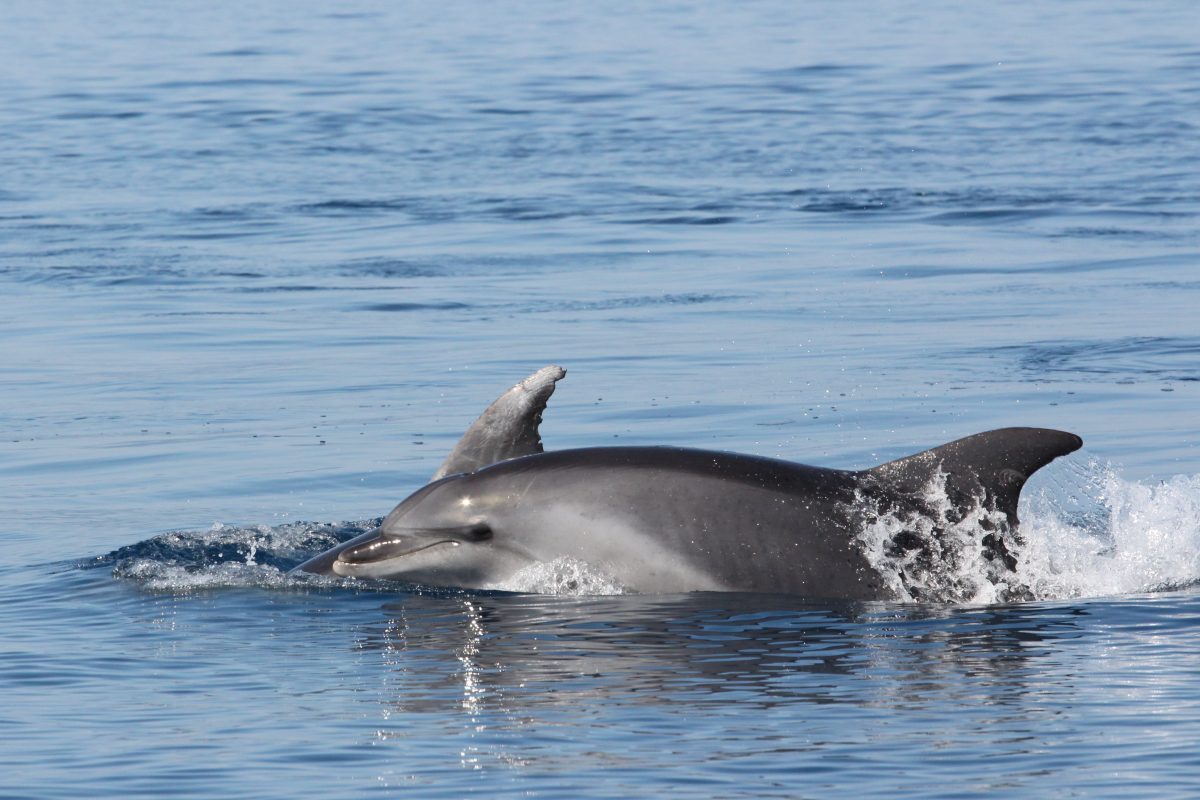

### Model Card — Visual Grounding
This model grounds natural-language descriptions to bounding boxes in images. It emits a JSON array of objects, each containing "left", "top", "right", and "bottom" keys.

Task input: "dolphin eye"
[{"left": 466, "top": 522, "right": 493, "bottom": 541}]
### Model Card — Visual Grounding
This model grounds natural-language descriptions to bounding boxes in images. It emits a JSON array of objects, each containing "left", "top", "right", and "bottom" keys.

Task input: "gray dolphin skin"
[{"left": 293, "top": 366, "right": 1082, "bottom": 598}]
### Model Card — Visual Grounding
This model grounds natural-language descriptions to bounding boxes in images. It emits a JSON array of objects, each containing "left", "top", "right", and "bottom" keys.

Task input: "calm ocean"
[{"left": 2, "top": 1, "right": 1199, "bottom": 797}]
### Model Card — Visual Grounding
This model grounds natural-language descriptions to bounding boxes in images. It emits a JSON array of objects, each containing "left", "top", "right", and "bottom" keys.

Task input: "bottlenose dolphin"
[{"left": 294, "top": 366, "right": 1082, "bottom": 599}]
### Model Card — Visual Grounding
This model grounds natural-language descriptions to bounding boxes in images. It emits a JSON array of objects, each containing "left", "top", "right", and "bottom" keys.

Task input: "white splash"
[
  {"left": 490, "top": 557, "right": 627, "bottom": 596},
  {"left": 1017, "top": 463, "right": 1200, "bottom": 600},
  {"left": 112, "top": 558, "right": 297, "bottom": 593},
  {"left": 854, "top": 469, "right": 1016, "bottom": 604},
  {"left": 857, "top": 459, "right": 1200, "bottom": 604},
  {"left": 106, "top": 519, "right": 361, "bottom": 593}
]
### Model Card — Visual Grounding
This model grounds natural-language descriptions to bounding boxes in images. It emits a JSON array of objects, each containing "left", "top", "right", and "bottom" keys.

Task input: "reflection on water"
[
  {"left": 7, "top": 558, "right": 1200, "bottom": 798},
  {"left": 335, "top": 590, "right": 1200, "bottom": 795},
  {"left": 360, "top": 593, "right": 1092, "bottom": 713}
]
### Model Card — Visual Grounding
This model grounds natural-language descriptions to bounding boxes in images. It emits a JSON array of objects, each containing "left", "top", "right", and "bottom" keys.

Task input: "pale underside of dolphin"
[{"left": 294, "top": 366, "right": 1082, "bottom": 599}]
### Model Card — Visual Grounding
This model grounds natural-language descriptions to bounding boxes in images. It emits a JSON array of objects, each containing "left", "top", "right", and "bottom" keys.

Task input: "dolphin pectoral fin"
[
  {"left": 432, "top": 366, "right": 566, "bottom": 480},
  {"left": 338, "top": 523, "right": 493, "bottom": 565},
  {"left": 865, "top": 427, "right": 1083, "bottom": 524}
]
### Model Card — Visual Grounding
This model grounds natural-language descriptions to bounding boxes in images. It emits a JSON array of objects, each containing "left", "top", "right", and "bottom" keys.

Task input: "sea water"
[{"left": 2, "top": 1, "right": 1199, "bottom": 797}]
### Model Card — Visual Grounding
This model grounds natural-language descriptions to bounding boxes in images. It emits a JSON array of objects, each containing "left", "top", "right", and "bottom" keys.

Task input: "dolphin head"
[{"left": 330, "top": 474, "right": 534, "bottom": 587}]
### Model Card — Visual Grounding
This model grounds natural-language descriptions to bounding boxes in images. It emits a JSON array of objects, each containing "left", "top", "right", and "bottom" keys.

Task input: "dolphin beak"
[
  {"left": 336, "top": 533, "right": 457, "bottom": 566},
  {"left": 333, "top": 522, "right": 492, "bottom": 569}
]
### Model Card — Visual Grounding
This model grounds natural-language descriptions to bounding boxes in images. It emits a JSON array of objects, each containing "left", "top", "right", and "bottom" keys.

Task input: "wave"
[{"left": 91, "top": 520, "right": 376, "bottom": 593}]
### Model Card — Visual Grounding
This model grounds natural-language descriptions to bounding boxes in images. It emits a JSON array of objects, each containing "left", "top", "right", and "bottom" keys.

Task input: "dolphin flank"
[{"left": 293, "top": 366, "right": 1082, "bottom": 599}]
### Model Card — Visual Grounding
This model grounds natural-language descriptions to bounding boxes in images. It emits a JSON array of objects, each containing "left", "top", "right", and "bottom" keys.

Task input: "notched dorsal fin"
[
  {"left": 432, "top": 365, "right": 566, "bottom": 480},
  {"left": 865, "top": 427, "right": 1083, "bottom": 524}
]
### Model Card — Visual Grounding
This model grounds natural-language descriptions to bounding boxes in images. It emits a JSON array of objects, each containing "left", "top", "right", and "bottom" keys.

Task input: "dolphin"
[{"left": 294, "top": 366, "right": 1082, "bottom": 599}]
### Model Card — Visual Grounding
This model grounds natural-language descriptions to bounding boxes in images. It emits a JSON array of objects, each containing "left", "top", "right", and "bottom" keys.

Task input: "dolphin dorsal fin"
[
  {"left": 431, "top": 365, "right": 566, "bottom": 480},
  {"left": 865, "top": 427, "right": 1083, "bottom": 524}
]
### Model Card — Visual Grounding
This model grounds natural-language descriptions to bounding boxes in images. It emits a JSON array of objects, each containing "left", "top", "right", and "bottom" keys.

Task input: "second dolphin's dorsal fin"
[
  {"left": 864, "top": 427, "right": 1083, "bottom": 524},
  {"left": 431, "top": 365, "right": 566, "bottom": 480}
]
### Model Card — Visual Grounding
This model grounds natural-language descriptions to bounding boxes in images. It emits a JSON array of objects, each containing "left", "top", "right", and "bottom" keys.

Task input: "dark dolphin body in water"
[{"left": 295, "top": 367, "right": 1081, "bottom": 598}]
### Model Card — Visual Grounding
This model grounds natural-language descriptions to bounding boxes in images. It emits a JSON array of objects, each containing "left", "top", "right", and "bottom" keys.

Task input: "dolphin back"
[
  {"left": 431, "top": 365, "right": 566, "bottom": 480},
  {"left": 864, "top": 427, "right": 1083, "bottom": 525}
]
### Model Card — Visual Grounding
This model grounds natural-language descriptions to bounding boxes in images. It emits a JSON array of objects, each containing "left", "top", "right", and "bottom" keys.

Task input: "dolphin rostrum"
[{"left": 294, "top": 366, "right": 1082, "bottom": 599}]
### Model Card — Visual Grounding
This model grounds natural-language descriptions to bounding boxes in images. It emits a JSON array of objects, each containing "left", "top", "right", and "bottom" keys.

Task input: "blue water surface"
[{"left": 2, "top": 1, "right": 1199, "bottom": 797}]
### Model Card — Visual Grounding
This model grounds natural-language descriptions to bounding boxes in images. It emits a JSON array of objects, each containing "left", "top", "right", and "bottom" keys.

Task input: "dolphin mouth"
[
  {"left": 335, "top": 536, "right": 459, "bottom": 567},
  {"left": 329, "top": 522, "right": 491, "bottom": 578}
]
